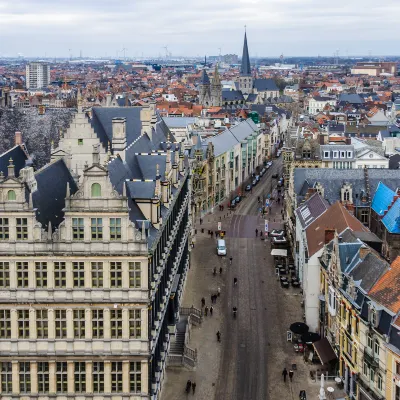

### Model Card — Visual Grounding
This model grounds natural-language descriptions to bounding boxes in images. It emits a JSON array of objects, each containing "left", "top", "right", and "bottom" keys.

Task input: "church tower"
[
  {"left": 238, "top": 30, "right": 253, "bottom": 95},
  {"left": 199, "top": 69, "right": 211, "bottom": 106},
  {"left": 210, "top": 63, "right": 222, "bottom": 107}
]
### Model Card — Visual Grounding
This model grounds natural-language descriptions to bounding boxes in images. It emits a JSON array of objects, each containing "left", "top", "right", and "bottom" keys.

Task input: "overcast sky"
[{"left": 0, "top": 0, "right": 399, "bottom": 58}]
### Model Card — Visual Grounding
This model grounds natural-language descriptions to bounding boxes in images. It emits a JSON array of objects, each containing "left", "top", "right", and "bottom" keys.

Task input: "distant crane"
[
  {"left": 163, "top": 46, "right": 169, "bottom": 59},
  {"left": 122, "top": 47, "right": 128, "bottom": 61},
  {"left": 69, "top": 48, "right": 72, "bottom": 61}
]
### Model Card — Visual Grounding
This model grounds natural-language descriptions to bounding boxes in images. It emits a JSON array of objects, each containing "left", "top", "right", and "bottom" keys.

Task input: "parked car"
[
  {"left": 252, "top": 179, "right": 257, "bottom": 186},
  {"left": 255, "top": 175, "right": 260, "bottom": 182},
  {"left": 230, "top": 199, "right": 237, "bottom": 208},
  {"left": 234, "top": 195, "right": 241, "bottom": 203},
  {"left": 273, "top": 236, "right": 288, "bottom": 244},
  {"left": 245, "top": 184, "right": 252, "bottom": 191},
  {"left": 270, "top": 229, "right": 285, "bottom": 237},
  {"left": 268, "top": 161, "right": 273, "bottom": 166},
  {"left": 272, "top": 173, "right": 278, "bottom": 179},
  {"left": 261, "top": 168, "right": 266, "bottom": 175},
  {"left": 217, "top": 239, "right": 227, "bottom": 256}
]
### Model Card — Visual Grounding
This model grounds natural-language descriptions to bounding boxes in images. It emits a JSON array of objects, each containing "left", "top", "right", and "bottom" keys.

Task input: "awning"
[
  {"left": 313, "top": 338, "right": 337, "bottom": 364},
  {"left": 271, "top": 249, "right": 287, "bottom": 257}
]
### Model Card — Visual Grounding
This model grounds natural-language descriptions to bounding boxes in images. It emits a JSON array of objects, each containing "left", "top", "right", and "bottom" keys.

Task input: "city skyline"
[{"left": 0, "top": 0, "right": 399, "bottom": 58}]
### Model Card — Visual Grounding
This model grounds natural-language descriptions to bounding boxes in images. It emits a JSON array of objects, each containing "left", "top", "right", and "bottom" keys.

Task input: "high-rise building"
[{"left": 25, "top": 62, "right": 50, "bottom": 89}]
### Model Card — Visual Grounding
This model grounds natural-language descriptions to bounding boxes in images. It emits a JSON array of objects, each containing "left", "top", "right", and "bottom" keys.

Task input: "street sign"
[
  {"left": 264, "top": 220, "right": 269, "bottom": 232},
  {"left": 265, "top": 199, "right": 270, "bottom": 207},
  {"left": 217, "top": 222, "right": 221, "bottom": 231}
]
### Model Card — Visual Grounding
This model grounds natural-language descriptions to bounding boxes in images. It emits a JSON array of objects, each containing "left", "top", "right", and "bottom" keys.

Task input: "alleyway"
[{"left": 161, "top": 159, "right": 328, "bottom": 400}]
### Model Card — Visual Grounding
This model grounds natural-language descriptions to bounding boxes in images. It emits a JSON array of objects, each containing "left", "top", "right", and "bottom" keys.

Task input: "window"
[
  {"left": 55, "top": 310, "right": 67, "bottom": 339},
  {"left": 56, "top": 362, "right": 68, "bottom": 393},
  {"left": 374, "top": 340, "right": 380, "bottom": 356},
  {"left": 18, "top": 310, "right": 30, "bottom": 338},
  {"left": 361, "top": 209, "right": 369, "bottom": 224},
  {"left": 17, "top": 262, "right": 29, "bottom": 288},
  {"left": 129, "top": 262, "right": 141, "bottom": 288},
  {"left": 1, "top": 362, "right": 12, "bottom": 393},
  {"left": 35, "top": 262, "right": 47, "bottom": 288},
  {"left": 93, "top": 362, "right": 104, "bottom": 393},
  {"left": 377, "top": 373, "right": 382, "bottom": 391},
  {"left": 36, "top": 309, "right": 48, "bottom": 339},
  {"left": 367, "top": 334, "right": 373, "bottom": 349},
  {"left": 92, "top": 309, "right": 104, "bottom": 338},
  {"left": 396, "top": 361, "right": 400, "bottom": 375},
  {"left": 370, "top": 368, "right": 375, "bottom": 383},
  {"left": 91, "top": 262, "right": 103, "bottom": 288},
  {"left": 16, "top": 218, "right": 28, "bottom": 240},
  {"left": 111, "top": 361, "right": 123, "bottom": 393},
  {"left": 0, "top": 310, "right": 11, "bottom": 338},
  {"left": 54, "top": 262, "right": 66, "bottom": 288},
  {"left": 324, "top": 151, "right": 329, "bottom": 158},
  {"left": 91, "top": 183, "right": 101, "bottom": 197},
  {"left": 72, "top": 217, "right": 84, "bottom": 240},
  {"left": 347, "top": 151, "right": 352, "bottom": 158},
  {"left": 73, "top": 261, "right": 85, "bottom": 288},
  {"left": 370, "top": 309, "right": 377, "bottom": 326},
  {"left": 19, "top": 362, "right": 31, "bottom": 393},
  {"left": 0, "top": 218, "right": 9, "bottom": 240},
  {"left": 130, "top": 362, "right": 142, "bottom": 393},
  {"left": 37, "top": 362, "right": 49, "bottom": 393},
  {"left": 110, "top": 309, "right": 122, "bottom": 338},
  {"left": 74, "top": 362, "right": 86, "bottom": 393},
  {"left": 333, "top": 151, "right": 338, "bottom": 158},
  {"left": 0, "top": 262, "right": 10, "bottom": 288},
  {"left": 129, "top": 309, "right": 141, "bottom": 338},
  {"left": 110, "top": 218, "right": 121, "bottom": 240},
  {"left": 343, "top": 190, "right": 350, "bottom": 201},
  {"left": 363, "top": 361, "right": 368, "bottom": 376},
  {"left": 7, "top": 190, "right": 16, "bottom": 201},
  {"left": 341, "top": 151, "right": 345, "bottom": 158},
  {"left": 78, "top": 138, "right": 83, "bottom": 146},
  {"left": 396, "top": 386, "right": 400, "bottom": 400},
  {"left": 110, "top": 262, "right": 122, "bottom": 288},
  {"left": 73, "top": 310, "right": 85, "bottom": 338},
  {"left": 91, "top": 218, "right": 103, "bottom": 240}
]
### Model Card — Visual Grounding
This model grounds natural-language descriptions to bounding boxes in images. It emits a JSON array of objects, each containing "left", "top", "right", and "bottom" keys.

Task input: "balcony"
[{"left": 363, "top": 348, "right": 379, "bottom": 369}]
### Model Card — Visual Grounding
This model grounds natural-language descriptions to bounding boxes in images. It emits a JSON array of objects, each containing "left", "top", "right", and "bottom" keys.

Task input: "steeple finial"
[
  {"left": 8, "top": 158, "right": 15, "bottom": 178},
  {"left": 141, "top": 220, "right": 146, "bottom": 240}
]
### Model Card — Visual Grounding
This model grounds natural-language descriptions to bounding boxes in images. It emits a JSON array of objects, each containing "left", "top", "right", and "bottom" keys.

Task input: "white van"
[{"left": 217, "top": 239, "right": 227, "bottom": 256}]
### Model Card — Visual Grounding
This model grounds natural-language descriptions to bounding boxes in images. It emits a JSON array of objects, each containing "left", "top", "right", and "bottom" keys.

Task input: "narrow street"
[{"left": 162, "top": 158, "right": 322, "bottom": 400}]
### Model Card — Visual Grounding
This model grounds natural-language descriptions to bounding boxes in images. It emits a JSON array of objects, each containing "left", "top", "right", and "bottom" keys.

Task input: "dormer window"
[
  {"left": 324, "top": 151, "right": 329, "bottom": 158},
  {"left": 370, "top": 308, "right": 377, "bottom": 326},
  {"left": 91, "top": 183, "right": 101, "bottom": 198},
  {"left": 7, "top": 190, "right": 16, "bottom": 201},
  {"left": 333, "top": 151, "right": 338, "bottom": 158},
  {"left": 344, "top": 190, "right": 350, "bottom": 201}
]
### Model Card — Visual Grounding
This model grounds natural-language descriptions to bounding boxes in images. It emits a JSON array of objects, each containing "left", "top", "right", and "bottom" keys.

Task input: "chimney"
[
  {"left": 161, "top": 179, "right": 169, "bottom": 206},
  {"left": 324, "top": 229, "right": 336, "bottom": 244},
  {"left": 346, "top": 137, "right": 351, "bottom": 145},
  {"left": 106, "top": 93, "right": 112, "bottom": 107},
  {"left": 15, "top": 131, "right": 22, "bottom": 145},
  {"left": 112, "top": 117, "right": 127, "bottom": 160}
]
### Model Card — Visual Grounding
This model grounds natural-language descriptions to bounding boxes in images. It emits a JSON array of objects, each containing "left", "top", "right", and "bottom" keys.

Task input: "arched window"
[
  {"left": 7, "top": 190, "right": 16, "bottom": 201},
  {"left": 344, "top": 190, "right": 350, "bottom": 201},
  {"left": 91, "top": 183, "right": 101, "bottom": 197}
]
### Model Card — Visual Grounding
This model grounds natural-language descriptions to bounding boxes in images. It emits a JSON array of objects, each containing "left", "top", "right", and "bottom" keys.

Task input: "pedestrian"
[
  {"left": 289, "top": 369, "right": 294, "bottom": 382},
  {"left": 200, "top": 218, "right": 203, "bottom": 225},
  {"left": 282, "top": 367, "right": 288, "bottom": 383},
  {"left": 213, "top": 267, "right": 216, "bottom": 276},
  {"left": 213, "top": 294, "right": 217, "bottom": 303},
  {"left": 255, "top": 228, "right": 258, "bottom": 237},
  {"left": 186, "top": 380, "right": 192, "bottom": 393},
  {"left": 216, "top": 331, "right": 221, "bottom": 342},
  {"left": 201, "top": 297, "right": 205, "bottom": 307},
  {"left": 191, "top": 242, "right": 194, "bottom": 249},
  {"left": 192, "top": 382, "right": 196, "bottom": 394},
  {"left": 205, "top": 306, "right": 209, "bottom": 316},
  {"left": 210, "top": 294, "right": 213, "bottom": 303},
  {"left": 219, "top": 267, "right": 222, "bottom": 274},
  {"left": 217, "top": 287, "right": 221, "bottom": 296},
  {"left": 229, "top": 256, "right": 233, "bottom": 265},
  {"left": 210, "top": 306, "right": 213, "bottom": 316},
  {"left": 211, "top": 230, "right": 214, "bottom": 237}
]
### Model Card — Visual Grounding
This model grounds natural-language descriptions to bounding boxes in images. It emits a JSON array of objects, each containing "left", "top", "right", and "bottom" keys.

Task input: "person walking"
[
  {"left": 216, "top": 331, "right": 221, "bottom": 342},
  {"left": 289, "top": 369, "right": 294, "bottom": 382},
  {"left": 219, "top": 267, "right": 222, "bottom": 274},
  {"left": 186, "top": 380, "right": 192, "bottom": 393},
  {"left": 210, "top": 294, "right": 213, "bottom": 303},
  {"left": 192, "top": 382, "right": 196, "bottom": 394},
  {"left": 255, "top": 228, "right": 258, "bottom": 237},
  {"left": 229, "top": 256, "right": 233, "bottom": 265},
  {"left": 204, "top": 306, "right": 209, "bottom": 316},
  {"left": 282, "top": 368, "right": 288, "bottom": 383},
  {"left": 210, "top": 306, "right": 213, "bottom": 316},
  {"left": 217, "top": 287, "right": 221, "bottom": 296},
  {"left": 200, "top": 218, "right": 203, "bottom": 225},
  {"left": 213, "top": 267, "right": 216, "bottom": 276},
  {"left": 201, "top": 297, "right": 205, "bottom": 308}
]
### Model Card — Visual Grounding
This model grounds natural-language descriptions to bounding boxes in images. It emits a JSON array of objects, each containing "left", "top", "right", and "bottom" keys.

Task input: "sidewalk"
[{"left": 160, "top": 205, "right": 234, "bottom": 399}]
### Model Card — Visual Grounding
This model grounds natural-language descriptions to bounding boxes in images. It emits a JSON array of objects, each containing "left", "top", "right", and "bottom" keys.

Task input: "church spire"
[
  {"left": 240, "top": 29, "right": 251, "bottom": 76},
  {"left": 212, "top": 63, "right": 221, "bottom": 86}
]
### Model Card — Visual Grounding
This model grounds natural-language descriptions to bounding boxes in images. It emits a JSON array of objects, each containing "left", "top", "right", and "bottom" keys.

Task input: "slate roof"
[
  {"left": 369, "top": 256, "right": 400, "bottom": 313},
  {"left": 295, "top": 193, "right": 329, "bottom": 229},
  {"left": 91, "top": 107, "right": 143, "bottom": 148},
  {"left": 240, "top": 32, "right": 251, "bottom": 76},
  {"left": 338, "top": 242, "right": 363, "bottom": 273},
  {"left": 371, "top": 182, "right": 396, "bottom": 216},
  {"left": 0, "top": 145, "right": 29, "bottom": 178},
  {"left": 32, "top": 159, "right": 78, "bottom": 231},
  {"left": 200, "top": 69, "right": 210, "bottom": 85},
  {"left": 253, "top": 78, "right": 278, "bottom": 92},
  {"left": 305, "top": 201, "right": 369, "bottom": 257},
  {"left": 222, "top": 90, "right": 245, "bottom": 102},
  {"left": 382, "top": 198, "right": 400, "bottom": 234},
  {"left": 339, "top": 94, "right": 364, "bottom": 104}
]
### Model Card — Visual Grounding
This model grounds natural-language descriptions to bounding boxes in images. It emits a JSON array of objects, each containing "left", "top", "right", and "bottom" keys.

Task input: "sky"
[{"left": 0, "top": 0, "right": 399, "bottom": 58}]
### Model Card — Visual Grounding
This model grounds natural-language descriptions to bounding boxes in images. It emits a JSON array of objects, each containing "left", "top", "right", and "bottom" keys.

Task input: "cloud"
[{"left": 0, "top": 0, "right": 398, "bottom": 57}]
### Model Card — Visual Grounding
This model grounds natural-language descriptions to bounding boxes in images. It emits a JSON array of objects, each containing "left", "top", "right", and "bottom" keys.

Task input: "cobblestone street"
[{"left": 161, "top": 160, "right": 334, "bottom": 400}]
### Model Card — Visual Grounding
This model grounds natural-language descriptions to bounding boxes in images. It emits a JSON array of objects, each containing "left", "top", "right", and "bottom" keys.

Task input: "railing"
[{"left": 180, "top": 306, "right": 202, "bottom": 319}]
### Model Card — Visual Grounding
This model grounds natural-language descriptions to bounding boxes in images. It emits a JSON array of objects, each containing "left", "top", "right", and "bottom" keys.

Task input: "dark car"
[
  {"left": 234, "top": 195, "right": 241, "bottom": 203},
  {"left": 272, "top": 173, "right": 278, "bottom": 179},
  {"left": 245, "top": 184, "right": 252, "bottom": 191}
]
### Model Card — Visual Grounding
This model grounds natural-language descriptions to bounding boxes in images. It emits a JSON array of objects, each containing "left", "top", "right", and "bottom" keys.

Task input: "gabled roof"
[
  {"left": 382, "top": 198, "right": 400, "bottom": 234},
  {"left": 222, "top": 90, "right": 244, "bottom": 102},
  {"left": 253, "top": 78, "right": 278, "bottom": 92},
  {"left": 339, "top": 93, "right": 364, "bottom": 104},
  {"left": 0, "top": 145, "right": 29, "bottom": 178},
  {"left": 295, "top": 192, "right": 329, "bottom": 229},
  {"left": 371, "top": 182, "right": 396, "bottom": 216},
  {"left": 369, "top": 256, "right": 400, "bottom": 313},
  {"left": 305, "top": 201, "right": 369, "bottom": 257}
]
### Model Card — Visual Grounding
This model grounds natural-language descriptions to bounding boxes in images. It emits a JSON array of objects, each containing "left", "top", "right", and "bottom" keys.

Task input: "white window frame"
[
  {"left": 324, "top": 151, "right": 330, "bottom": 158},
  {"left": 333, "top": 151, "right": 338, "bottom": 158}
]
